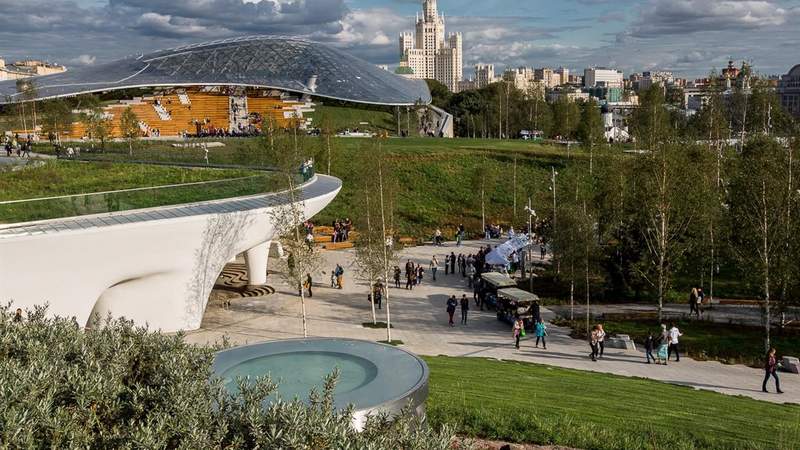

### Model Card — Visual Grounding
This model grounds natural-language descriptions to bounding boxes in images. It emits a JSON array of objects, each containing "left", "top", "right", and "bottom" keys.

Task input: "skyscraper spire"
[{"left": 424, "top": 0, "right": 437, "bottom": 21}]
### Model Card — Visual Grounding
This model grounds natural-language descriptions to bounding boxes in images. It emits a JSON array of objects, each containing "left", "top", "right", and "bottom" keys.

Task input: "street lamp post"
[
  {"left": 524, "top": 197, "right": 538, "bottom": 292},
  {"left": 551, "top": 167, "right": 559, "bottom": 274}
]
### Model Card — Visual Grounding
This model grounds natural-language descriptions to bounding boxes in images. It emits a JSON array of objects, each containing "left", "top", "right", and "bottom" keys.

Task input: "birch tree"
[
  {"left": 630, "top": 86, "right": 701, "bottom": 321},
  {"left": 729, "top": 136, "right": 796, "bottom": 350},
  {"left": 264, "top": 127, "right": 321, "bottom": 338},
  {"left": 119, "top": 107, "right": 140, "bottom": 156}
]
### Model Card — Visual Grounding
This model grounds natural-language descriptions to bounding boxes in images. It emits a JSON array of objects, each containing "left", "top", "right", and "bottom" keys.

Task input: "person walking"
[
  {"left": 513, "top": 316, "right": 525, "bottom": 349},
  {"left": 589, "top": 325, "right": 600, "bottom": 362},
  {"left": 335, "top": 264, "right": 344, "bottom": 289},
  {"left": 668, "top": 323, "right": 683, "bottom": 362},
  {"left": 446, "top": 296, "right": 458, "bottom": 327},
  {"left": 406, "top": 270, "right": 414, "bottom": 290},
  {"left": 444, "top": 254, "right": 450, "bottom": 275},
  {"left": 449, "top": 252, "right": 456, "bottom": 275},
  {"left": 460, "top": 294, "right": 469, "bottom": 325},
  {"left": 430, "top": 256, "right": 439, "bottom": 281},
  {"left": 762, "top": 348, "right": 784, "bottom": 394},
  {"left": 393, "top": 266, "right": 401, "bottom": 288},
  {"left": 689, "top": 287, "right": 699, "bottom": 316},
  {"left": 305, "top": 273, "right": 313, "bottom": 298},
  {"left": 657, "top": 324, "right": 670, "bottom": 365},
  {"left": 596, "top": 324, "right": 606, "bottom": 359},
  {"left": 644, "top": 333, "right": 656, "bottom": 364},
  {"left": 373, "top": 285, "right": 382, "bottom": 310},
  {"left": 416, "top": 266, "right": 424, "bottom": 285},
  {"left": 534, "top": 319, "right": 547, "bottom": 349},
  {"left": 697, "top": 288, "right": 705, "bottom": 315}
]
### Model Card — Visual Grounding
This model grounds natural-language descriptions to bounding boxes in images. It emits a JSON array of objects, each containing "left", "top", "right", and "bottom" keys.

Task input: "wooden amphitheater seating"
[{"left": 64, "top": 91, "right": 310, "bottom": 139}]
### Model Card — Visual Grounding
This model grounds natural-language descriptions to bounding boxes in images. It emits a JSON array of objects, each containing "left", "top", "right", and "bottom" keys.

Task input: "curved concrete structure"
[
  {"left": 212, "top": 338, "right": 429, "bottom": 430},
  {"left": 0, "top": 36, "right": 431, "bottom": 106},
  {"left": 0, "top": 175, "right": 341, "bottom": 332}
]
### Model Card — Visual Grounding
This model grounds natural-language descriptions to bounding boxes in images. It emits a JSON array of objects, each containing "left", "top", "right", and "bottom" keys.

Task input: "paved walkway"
[{"left": 185, "top": 240, "right": 799, "bottom": 405}]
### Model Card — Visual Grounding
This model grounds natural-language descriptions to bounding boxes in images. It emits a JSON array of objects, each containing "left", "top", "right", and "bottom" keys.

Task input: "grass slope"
[
  {"left": 308, "top": 105, "right": 396, "bottom": 133},
  {"left": 425, "top": 356, "right": 800, "bottom": 450},
  {"left": 31, "top": 137, "right": 573, "bottom": 237},
  {"left": 0, "top": 161, "right": 265, "bottom": 223},
  {"left": 317, "top": 137, "right": 569, "bottom": 237}
]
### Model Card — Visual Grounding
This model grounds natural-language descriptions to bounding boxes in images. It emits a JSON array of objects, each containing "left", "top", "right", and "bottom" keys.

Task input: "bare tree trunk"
[
  {"left": 378, "top": 143, "right": 392, "bottom": 343},
  {"left": 762, "top": 180, "right": 771, "bottom": 351},
  {"left": 585, "top": 249, "right": 591, "bottom": 335},
  {"left": 570, "top": 264, "right": 575, "bottom": 321},
  {"left": 513, "top": 155, "right": 518, "bottom": 221},
  {"left": 326, "top": 133, "right": 332, "bottom": 175},
  {"left": 365, "top": 180, "right": 377, "bottom": 325},
  {"left": 709, "top": 223, "right": 715, "bottom": 304}
]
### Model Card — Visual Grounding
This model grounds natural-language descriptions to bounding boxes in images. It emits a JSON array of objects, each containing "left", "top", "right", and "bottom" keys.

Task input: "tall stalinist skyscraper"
[{"left": 399, "top": 0, "right": 463, "bottom": 92}]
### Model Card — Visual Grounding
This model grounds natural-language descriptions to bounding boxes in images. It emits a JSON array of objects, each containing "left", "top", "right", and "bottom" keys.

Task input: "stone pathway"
[{"left": 185, "top": 240, "right": 799, "bottom": 405}]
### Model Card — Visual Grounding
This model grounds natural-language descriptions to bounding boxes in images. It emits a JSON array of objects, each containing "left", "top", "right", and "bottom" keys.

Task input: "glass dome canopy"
[{"left": 0, "top": 36, "right": 431, "bottom": 106}]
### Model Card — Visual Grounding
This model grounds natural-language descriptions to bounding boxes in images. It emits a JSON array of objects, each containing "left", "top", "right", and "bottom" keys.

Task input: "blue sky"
[{"left": 0, "top": 0, "right": 798, "bottom": 78}]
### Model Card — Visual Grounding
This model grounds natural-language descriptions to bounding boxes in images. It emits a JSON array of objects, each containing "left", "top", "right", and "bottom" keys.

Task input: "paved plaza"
[{"left": 185, "top": 240, "right": 800, "bottom": 405}]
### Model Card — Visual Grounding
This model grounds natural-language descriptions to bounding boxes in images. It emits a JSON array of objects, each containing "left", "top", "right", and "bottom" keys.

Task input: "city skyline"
[{"left": 0, "top": 0, "right": 797, "bottom": 78}]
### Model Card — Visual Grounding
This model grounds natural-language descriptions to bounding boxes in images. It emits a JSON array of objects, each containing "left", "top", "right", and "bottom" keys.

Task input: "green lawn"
[
  {"left": 552, "top": 318, "right": 800, "bottom": 367},
  {"left": 0, "top": 161, "right": 273, "bottom": 223},
  {"left": 308, "top": 104, "right": 396, "bottom": 133},
  {"left": 424, "top": 356, "right": 800, "bottom": 450},
  {"left": 31, "top": 136, "right": 575, "bottom": 236}
]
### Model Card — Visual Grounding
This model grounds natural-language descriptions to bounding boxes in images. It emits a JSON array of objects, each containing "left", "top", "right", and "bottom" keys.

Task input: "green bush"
[{"left": 0, "top": 305, "right": 454, "bottom": 449}]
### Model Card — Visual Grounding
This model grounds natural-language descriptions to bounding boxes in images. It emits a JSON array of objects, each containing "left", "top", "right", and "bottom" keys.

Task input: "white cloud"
[{"left": 71, "top": 54, "right": 97, "bottom": 65}]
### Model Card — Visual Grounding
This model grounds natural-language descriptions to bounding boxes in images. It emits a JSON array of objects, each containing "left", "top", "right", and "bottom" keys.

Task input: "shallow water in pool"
[{"left": 220, "top": 351, "right": 379, "bottom": 400}]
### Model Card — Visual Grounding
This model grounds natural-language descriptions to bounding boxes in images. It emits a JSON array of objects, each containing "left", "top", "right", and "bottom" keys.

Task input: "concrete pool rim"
[{"left": 211, "top": 337, "right": 430, "bottom": 425}]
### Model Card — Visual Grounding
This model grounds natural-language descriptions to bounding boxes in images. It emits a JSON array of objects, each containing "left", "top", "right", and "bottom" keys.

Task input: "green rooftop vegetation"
[{"left": 0, "top": 161, "right": 276, "bottom": 223}]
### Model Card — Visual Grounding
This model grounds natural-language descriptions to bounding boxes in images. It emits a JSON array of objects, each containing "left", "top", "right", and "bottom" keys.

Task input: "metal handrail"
[{"left": 0, "top": 174, "right": 264, "bottom": 205}]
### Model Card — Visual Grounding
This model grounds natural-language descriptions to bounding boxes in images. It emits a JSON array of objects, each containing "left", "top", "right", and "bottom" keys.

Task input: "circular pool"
[{"left": 212, "top": 338, "right": 429, "bottom": 429}]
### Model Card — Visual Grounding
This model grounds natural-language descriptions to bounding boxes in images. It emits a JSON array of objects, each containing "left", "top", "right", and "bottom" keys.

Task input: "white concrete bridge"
[{"left": 0, "top": 174, "right": 341, "bottom": 332}]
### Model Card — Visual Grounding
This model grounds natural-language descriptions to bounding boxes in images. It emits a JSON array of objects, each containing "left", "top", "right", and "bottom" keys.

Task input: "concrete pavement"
[{"left": 185, "top": 240, "right": 799, "bottom": 405}]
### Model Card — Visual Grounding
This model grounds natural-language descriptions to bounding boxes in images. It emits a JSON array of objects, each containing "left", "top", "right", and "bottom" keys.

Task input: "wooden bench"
[
  {"left": 322, "top": 242, "right": 354, "bottom": 251},
  {"left": 398, "top": 237, "right": 416, "bottom": 247}
]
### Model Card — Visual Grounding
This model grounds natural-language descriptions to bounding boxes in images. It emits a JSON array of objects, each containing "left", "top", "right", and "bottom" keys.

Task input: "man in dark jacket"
[
  {"left": 446, "top": 296, "right": 458, "bottom": 327},
  {"left": 460, "top": 294, "right": 470, "bottom": 325}
]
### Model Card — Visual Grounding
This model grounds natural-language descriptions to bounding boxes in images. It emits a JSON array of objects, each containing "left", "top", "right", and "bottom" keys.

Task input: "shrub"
[{"left": 0, "top": 305, "right": 454, "bottom": 449}]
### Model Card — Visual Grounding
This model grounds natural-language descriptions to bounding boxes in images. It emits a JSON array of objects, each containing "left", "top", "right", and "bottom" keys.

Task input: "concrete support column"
[{"left": 244, "top": 241, "right": 270, "bottom": 286}]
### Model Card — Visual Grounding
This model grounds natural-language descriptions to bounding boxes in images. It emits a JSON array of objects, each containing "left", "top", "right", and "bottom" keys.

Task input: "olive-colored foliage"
[{"left": 0, "top": 305, "right": 454, "bottom": 449}]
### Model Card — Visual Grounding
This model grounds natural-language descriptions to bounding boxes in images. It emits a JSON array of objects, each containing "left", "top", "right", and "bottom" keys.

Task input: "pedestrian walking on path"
[
  {"left": 430, "top": 256, "right": 438, "bottom": 281},
  {"left": 513, "top": 316, "right": 524, "bottom": 350},
  {"left": 393, "top": 266, "right": 401, "bottom": 288},
  {"left": 446, "top": 296, "right": 458, "bottom": 327},
  {"left": 762, "top": 348, "right": 784, "bottom": 394},
  {"left": 596, "top": 324, "right": 606, "bottom": 358},
  {"left": 589, "top": 325, "right": 601, "bottom": 361},
  {"left": 645, "top": 333, "right": 656, "bottom": 364},
  {"left": 304, "top": 274, "right": 313, "bottom": 297},
  {"left": 460, "top": 294, "right": 469, "bottom": 325},
  {"left": 535, "top": 319, "right": 547, "bottom": 349},
  {"left": 689, "top": 287, "right": 699, "bottom": 316},
  {"left": 668, "top": 323, "right": 683, "bottom": 362},
  {"left": 657, "top": 324, "right": 670, "bottom": 365},
  {"left": 334, "top": 264, "right": 344, "bottom": 289}
]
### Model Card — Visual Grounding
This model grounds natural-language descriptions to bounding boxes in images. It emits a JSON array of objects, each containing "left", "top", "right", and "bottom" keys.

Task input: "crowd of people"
[
  {"left": 2, "top": 135, "right": 32, "bottom": 158},
  {"left": 330, "top": 218, "right": 352, "bottom": 243}
]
